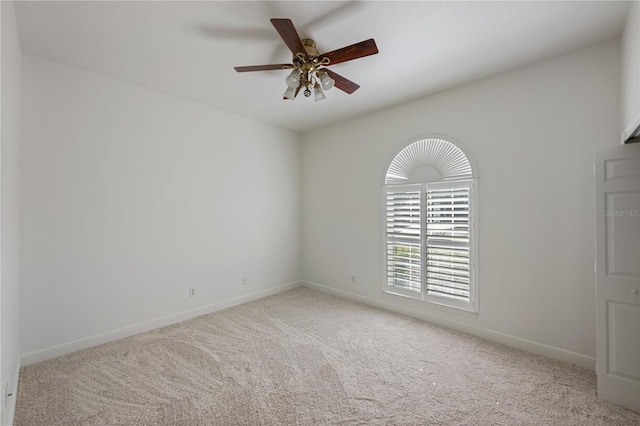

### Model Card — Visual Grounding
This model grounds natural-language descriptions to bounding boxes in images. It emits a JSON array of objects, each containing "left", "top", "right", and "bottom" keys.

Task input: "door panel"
[
  {"left": 605, "top": 158, "right": 640, "bottom": 181},
  {"left": 605, "top": 192, "right": 640, "bottom": 277},
  {"left": 607, "top": 301, "right": 640, "bottom": 381}
]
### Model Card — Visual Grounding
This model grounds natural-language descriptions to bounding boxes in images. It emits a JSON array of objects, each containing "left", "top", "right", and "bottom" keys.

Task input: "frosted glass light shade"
[
  {"left": 318, "top": 71, "right": 334, "bottom": 90},
  {"left": 314, "top": 84, "right": 326, "bottom": 102},
  {"left": 285, "top": 70, "right": 300, "bottom": 89},
  {"left": 283, "top": 86, "right": 297, "bottom": 100}
]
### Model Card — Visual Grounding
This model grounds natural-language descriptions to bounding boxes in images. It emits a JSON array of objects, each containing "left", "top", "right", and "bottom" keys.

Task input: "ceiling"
[{"left": 15, "top": 1, "right": 630, "bottom": 133}]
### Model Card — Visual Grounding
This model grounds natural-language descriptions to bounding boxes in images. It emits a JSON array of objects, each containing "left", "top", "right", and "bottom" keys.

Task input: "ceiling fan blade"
[
  {"left": 271, "top": 18, "right": 307, "bottom": 57},
  {"left": 234, "top": 64, "right": 293, "bottom": 72},
  {"left": 321, "top": 39, "right": 378, "bottom": 66},
  {"left": 324, "top": 69, "right": 360, "bottom": 94}
]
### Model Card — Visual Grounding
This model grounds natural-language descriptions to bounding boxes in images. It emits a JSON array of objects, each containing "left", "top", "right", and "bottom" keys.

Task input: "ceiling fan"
[{"left": 234, "top": 19, "right": 378, "bottom": 101}]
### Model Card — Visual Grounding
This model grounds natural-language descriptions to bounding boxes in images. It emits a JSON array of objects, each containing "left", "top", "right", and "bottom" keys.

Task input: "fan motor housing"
[{"left": 301, "top": 39, "right": 319, "bottom": 57}]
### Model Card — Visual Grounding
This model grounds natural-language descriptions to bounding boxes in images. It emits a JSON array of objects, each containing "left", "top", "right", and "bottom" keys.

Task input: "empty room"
[{"left": 1, "top": 1, "right": 640, "bottom": 425}]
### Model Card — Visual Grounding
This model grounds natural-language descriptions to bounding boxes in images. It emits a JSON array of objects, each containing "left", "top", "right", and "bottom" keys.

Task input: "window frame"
[{"left": 381, "top": 137, "right": 478, "bottom": 314}]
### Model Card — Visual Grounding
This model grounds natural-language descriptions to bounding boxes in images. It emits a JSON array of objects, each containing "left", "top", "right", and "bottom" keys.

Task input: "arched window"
[{"left": 383, "top": 137, "right": 478, "bottom": 312}]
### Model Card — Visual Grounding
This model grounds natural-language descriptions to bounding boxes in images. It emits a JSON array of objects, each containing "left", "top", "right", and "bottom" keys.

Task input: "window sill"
[{"left": 383, "top": 290, "right": 479, "bottom": 319}]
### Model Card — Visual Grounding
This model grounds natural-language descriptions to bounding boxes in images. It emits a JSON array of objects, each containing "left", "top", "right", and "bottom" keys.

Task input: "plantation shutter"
[
  {"left": 425, "top": 180, "right": 471, "bottom": 302},
  {"left": 384, "top": 184, "right": 422, "bottom": 294}
]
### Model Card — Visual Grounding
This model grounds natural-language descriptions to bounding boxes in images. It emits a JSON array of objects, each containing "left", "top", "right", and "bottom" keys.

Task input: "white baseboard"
[
  {"left": 302, "top": 280, "right": 596, "bottom": 371},
  {"left": 20, "top": 279, "right": 596, "bottom": 371},
  {"left": 21, "top": 281, "right": 302, "bottom": 366}
]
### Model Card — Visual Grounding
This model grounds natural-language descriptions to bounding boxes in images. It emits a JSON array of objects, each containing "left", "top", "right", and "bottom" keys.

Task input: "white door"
[{"left": 595, "top": 143, "right": 640, "bottom": 412}]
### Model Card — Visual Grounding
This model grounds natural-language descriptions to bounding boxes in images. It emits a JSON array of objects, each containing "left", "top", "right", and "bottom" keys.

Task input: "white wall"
[
  {"left": 302, "top": 40, "right": 620, "bottom": 365},
  {"left": 621, "top": 0, "right": 640, "bottom": 141},
  {"left": 20, "top": 55, "right": 302, "bottom": 359},
  {"left": 1, "top": 1, "right": 22, "bottom": 424}
]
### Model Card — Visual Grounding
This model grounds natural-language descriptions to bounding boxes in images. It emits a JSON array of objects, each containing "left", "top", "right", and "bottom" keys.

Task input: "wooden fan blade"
[
  {"left": 324, "top": 69, "right": 360, "bottom": 94},
  {"left": 271, "top": 19, "right": 307, "bottom": 57},
  {"left": 235, "top": 64, "right": 293, "bottom": 72},
  {"left": 321, "top": 39, "right": 378, "bottom": 66}
]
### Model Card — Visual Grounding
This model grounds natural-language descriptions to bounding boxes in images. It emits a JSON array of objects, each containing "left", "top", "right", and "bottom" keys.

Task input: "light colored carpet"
[{"left": 14, "top": 287, "right": 640, "bottom": 425}]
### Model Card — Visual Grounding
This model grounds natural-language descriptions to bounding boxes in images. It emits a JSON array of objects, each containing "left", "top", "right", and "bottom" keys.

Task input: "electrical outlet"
[
  {"left": 189, "top": 288, "right": 196, "bottom": 298},
  {"left": 242, "top": 277, "right": 248, "bottom": 286},
  {"left": 351, "top": 275, "right": 356, "bottom": 284}
]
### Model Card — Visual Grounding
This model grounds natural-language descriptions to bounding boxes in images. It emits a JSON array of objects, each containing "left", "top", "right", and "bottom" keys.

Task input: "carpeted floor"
[{"left": 14, "top": 287, "right": 640, "bottom": 425}]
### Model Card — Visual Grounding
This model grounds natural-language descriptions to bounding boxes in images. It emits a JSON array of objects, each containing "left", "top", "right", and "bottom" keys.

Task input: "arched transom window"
[{"left": 383, "top": 138, "right": 478, "bottom": 313}]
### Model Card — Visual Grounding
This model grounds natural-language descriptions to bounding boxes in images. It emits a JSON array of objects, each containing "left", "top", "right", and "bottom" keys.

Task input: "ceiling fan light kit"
[
  {"left": 283, "top": 39, "right": 333, "bottom": 101},
  {"left": 234, "top": 19, "right": 378, "bottom": 102}
]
